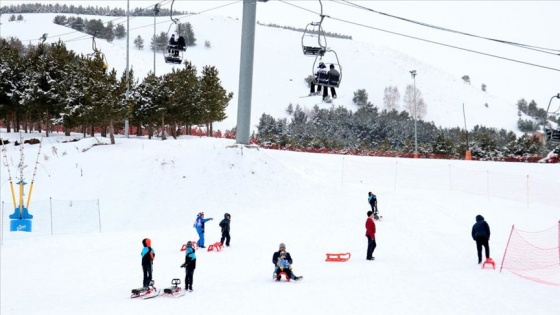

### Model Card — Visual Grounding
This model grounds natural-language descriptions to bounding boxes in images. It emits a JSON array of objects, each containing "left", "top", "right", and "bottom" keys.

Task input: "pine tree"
[
  {"left": 115, "top": 24, "right": 126, "bottom": 39},
  {"left": 134, "top": 35, "right": 144, "bottom": 50},
  {"left": 198, "top": 65, "right": 233, "bottom": 135}
]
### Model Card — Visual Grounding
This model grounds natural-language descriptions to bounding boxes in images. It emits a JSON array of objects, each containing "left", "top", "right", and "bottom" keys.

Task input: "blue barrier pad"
[{"left": 10, "top": 219, "right": 32, "bottom": 232}]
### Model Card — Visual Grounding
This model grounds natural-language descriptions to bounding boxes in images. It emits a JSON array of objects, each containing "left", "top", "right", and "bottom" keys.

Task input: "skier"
[
  {"left": 219, "top": 212, "right": 231, "bottom": 247},
  {"left": 272, "top": 243, "right": 302, "bottom": 281},
  {"left": 309, "top": 62, "right": 326, "bottom": 96},
  {"left": 177, "top": 35, "right": 186, "bottom": 50},
  {"left": 180, "top": 241, "right": 196, "bottom": 292},
  {"left": 141, "top": 238, "right": 156, "bottom": 288},
  {"left": 193, "top": 212, "right": 213, "bottom": 248},
  {"left": 471, "top": 215, "right": 491, "bottom": 264},
  {"left": 365, "top": 211, "right": 376, "bottom": 261}
]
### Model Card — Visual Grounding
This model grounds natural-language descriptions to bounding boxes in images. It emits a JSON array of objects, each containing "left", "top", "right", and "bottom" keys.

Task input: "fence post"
[
  {"left": 0, "top": 202, "right": 2, "bottom": 245},
  {"left": 486, "top": 170, "right": 490, "bottom": 202},
  {"left": 50, "top": 197, "right": 54, "bottom": 235},
  {"left": 526, "top": 175, "right": 529, "bottom": 208},
  {"left": 394, "top": 161, "right": 398, "bottom": 191},
  {"left": 97, "top": 199, "right": 102, "bottom": 233},
  {"left": 500, "top": 224, "right": 515, "bottom": 273},
  {"left": 341, "top": 156, "right": 344, "bottom": 187},
  {"left": 448, "top": 164, "right": 452, "bottom": 194}
]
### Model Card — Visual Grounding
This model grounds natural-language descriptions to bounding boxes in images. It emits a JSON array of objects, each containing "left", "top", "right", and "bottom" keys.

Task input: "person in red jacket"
[{"left": 365, "top": 211, "right": 376, "bottom": 261}]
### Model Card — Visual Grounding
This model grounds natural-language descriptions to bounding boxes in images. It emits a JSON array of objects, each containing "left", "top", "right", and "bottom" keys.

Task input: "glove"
[{"left": 180, "top": 263, "right": 186, "bottom": 268}]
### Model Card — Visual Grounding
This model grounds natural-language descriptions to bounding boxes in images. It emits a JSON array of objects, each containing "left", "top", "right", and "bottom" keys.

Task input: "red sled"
[
  {"left": 482, "top": 258, "right": 495, "bottom": 270},
  {"left": 325, "top": 252, "right": 351, "bottom": 262},
  {"left": 180, "top": 241, "right": 199, "bottom": 251},
  {"left": 207, "top": 242, "right": 223, "bottom": 252}
]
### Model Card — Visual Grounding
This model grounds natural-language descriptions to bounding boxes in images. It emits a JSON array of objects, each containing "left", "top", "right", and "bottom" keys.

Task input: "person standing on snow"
[
  {"left": 141, "top": 238, "right": 156, "bottom": 288},
  {"left": 368, "top": 192, "right": 378, "bottom": 213},
  {"left": 194, "top": 212, "right": 213, "bottom": 248},
  {"left": 219, "top": 213, "right": 231, "bottom": 247},
  {"left": 180, "top": 241, "right": 196, "bottom": 292},
  {"left": 471, "top": 214, "right": 491, "bottom": 264},
  {"left": 365, "top": 211, "right": 376, "bottom": 261}
]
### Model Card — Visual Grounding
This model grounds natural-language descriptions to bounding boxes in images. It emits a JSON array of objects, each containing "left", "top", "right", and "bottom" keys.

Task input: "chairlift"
[
  {"left": 301, "top": 19, "right": 327, "bottom": 57},
  {"left": 312, "top": 49, "right": 341, "bottom": 88},
  {"left": 164, "top": 0, "right": 186, "bottom": 64},
  {"left": 89, "top": 35, "right": 108, "bottom": 72}
]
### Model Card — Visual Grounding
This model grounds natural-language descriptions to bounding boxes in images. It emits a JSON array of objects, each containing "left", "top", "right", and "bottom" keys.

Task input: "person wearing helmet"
[
  {"left": 272, "top": 243, "right": 302, "bottom": 281},
  {"left": 180, "top": 241, "right": 196, "bottom": 291},
  {"left": 141, "top": 238, "right": 156, "bottom": 288},
  {"left": 219, "top": 213, "right": 231, "bottom": 247}
]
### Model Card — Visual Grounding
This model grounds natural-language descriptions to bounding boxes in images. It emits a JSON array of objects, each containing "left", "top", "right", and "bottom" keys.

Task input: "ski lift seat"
[
  {"left": 303, "top": 46, "right": 325, "bottom": 56},
  {"left": 165, "top": 56, "right": 182, "bottom": 64}
]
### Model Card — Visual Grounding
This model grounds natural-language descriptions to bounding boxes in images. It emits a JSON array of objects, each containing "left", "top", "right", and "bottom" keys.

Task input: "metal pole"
[
  {"left": 124, "top": 0, "right": 130, "bottom": 138},
  {"left": 542, "top": 93, "right": 560, "bottom": 157},
  {"left": 410, "top": 70, "right": 418, "bottom": 158},
  {"left": 153, "top": 4, "right": 160, "bottom": 75},
  {"left": 236, "top": 0, "right": 259, "bottom": 145}
]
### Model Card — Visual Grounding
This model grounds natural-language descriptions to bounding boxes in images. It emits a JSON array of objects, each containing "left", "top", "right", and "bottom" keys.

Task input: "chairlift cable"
[
  {"left": 336, "top": 0, "right": 560, "bottom": 56},
  {"left": 278, "top": 0, "right": 560, "bottom": 72}
]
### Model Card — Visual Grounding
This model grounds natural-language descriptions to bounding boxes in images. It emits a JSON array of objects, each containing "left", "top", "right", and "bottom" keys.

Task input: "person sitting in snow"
[
  {"left": 193, "top": 212, "right": 213, "bottom": 248},
  {"left": 272, "top": 243, "right": 302, "bottom": 281}
]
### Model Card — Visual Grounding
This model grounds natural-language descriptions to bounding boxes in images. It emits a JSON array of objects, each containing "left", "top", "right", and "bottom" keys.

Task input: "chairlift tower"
[
  {"left": 410, "top": 70, "right": 418, "bottom": 158},
  {"left": 236, "top": 0, "right": 268, "bottom": 145}
]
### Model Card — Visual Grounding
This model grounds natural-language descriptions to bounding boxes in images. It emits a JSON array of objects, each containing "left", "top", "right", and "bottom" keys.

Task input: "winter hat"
[
  {"left": 279, "top": 243, "right": 286, "bottom": 249},
  {"left": 187, "top": 241, "right": 192, "bottom": 248},
  {"left": 330, "top": 64, "right": 335, "bottom": 69}
]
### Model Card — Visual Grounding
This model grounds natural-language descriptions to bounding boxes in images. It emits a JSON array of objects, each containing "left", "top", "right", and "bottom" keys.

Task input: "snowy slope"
[
  {"left": 1, "top": 132, "right": 560, "bottom": 315},
  {"left": 0, "top": 12, "right": 533, "bottom": 134}
]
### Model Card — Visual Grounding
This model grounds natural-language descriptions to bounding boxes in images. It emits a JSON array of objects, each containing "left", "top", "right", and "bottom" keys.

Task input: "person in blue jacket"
[
  {"left": 472, "top": 214, "right": 491, "bottom": 264},
  {"left": 180, "top": 241, "right": 196, "bottom": 292},
  {"left": 193, "top": 212, "right": 213, "bottom": 248}
]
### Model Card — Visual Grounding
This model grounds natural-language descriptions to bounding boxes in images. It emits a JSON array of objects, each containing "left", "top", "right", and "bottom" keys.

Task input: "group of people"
[
  {"left": 362, "top": 190, "right": 492, "bottom": 264},
  {"left": 168, "top": 34, "right": 186, "bottom": 57},
  {"left": 139, "top": 212, "right": 232, "bottom": 292},
  {"left": 141, "top": 195, "right": 492, "bottom": 290},
  {"left": 309, "top": 61, "right": 340, "bottom": 101}
]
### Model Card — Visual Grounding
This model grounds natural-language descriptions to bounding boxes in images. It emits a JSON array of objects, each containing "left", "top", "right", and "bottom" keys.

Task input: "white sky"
[{"left": 1, "top": 132, "right": 559, "bottom": 314}]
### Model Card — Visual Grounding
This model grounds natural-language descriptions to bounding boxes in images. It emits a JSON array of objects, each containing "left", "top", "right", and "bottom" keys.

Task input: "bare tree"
[
  {"left": 403, "top": 84, "right": 427, "bottom": 120},
  {"left": 383, "top": 86, "right": 400, "bottom": 111}
]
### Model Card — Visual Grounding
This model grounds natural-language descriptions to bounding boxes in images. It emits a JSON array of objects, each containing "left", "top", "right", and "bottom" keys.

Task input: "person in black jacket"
[
  {"left": 272, "top": 243, "right": 302, "bottom": 281},
  {"left": 219, "top": 213, "right": 231, "bottom": 247},
  {"left": 141, "top": 238, "right": 155, "bottom": 288},
  {"left": 180, "top": 241, "right": 196, "bottom": 292},
  {"left": 471, "top": 215, "right": 491, "bottom": 264},
  {"left": 326, "top": 64, "right": 340, "bottom": 99}
]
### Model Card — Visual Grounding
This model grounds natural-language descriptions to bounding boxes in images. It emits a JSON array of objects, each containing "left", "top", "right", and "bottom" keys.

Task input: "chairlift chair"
[
  {"left": 301, "top": 21, "right": 327, "bottom": 57},
  {"left": 163, "top": 0, "right": 185, "bottom": 64},
  {"left": 312, "top": 49, "right": 342, "bottom": 88}
]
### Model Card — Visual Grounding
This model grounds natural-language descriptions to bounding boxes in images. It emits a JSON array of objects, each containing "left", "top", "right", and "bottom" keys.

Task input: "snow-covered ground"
[
  {"left": 2, "top": 6, "right": 555, "bottom": 135},
  {"left": 1, "top": 132, "right": 559, "bottom": 315}
]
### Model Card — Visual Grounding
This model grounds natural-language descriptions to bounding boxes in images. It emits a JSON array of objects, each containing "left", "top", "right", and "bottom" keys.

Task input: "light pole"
[
  {"left": 153, "top": 4, "right": 160, "bottom": 75},
  {"left": 410, "top": 70, "right": 418, "bottom": 158},
  {"left": 542, "top": 93, "right": 560, "bottom": 156},
  {"left": 124, "top": 0, "right": 130, "bottom": 137}
]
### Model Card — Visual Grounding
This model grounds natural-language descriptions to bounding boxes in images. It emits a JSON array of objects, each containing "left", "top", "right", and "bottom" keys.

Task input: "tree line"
[
  {"left": 0, "top": 38, "right": 232, "bottom": 143},
  {"left": 0, "top": 3, "right": 186, "bottom": 17},
  {"left": 256, "top": 97, "right": 543, "bottom": 160}
]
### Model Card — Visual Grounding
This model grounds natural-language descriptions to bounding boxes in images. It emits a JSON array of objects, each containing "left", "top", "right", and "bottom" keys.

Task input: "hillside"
[{"left": 1, "top": 12, "right": 529, "bottom": 134}]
